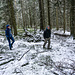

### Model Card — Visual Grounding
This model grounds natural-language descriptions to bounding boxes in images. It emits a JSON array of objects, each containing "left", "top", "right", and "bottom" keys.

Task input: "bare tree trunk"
[
  {"left": 42, "top": 0, "right": 45, "bottom": 29},
  {"left": 63, "top": 0, "right": 66, "bottom": 33},
  {"left": 47, "top": 0, "right": 51, "bottom": 29},
  {"left": 7, "top": 0, "right": 17, "bottom": 36},
  {"left": 20, "top": 0, "right": 26, "bottom": 30},
  {"left": 33, "top": 1, "right": 36, "bottom": 34},
  {"left": 38, "top": 0, "right": 44, "bottom": 30},
  {"left": 56, "top": 7, "right": 59, "bottom": 30},
  {"left": 70, "top": 0, "right": 75, "bottom": 39},
  {"left": 29, "top": 8, "right": 32, "bottom": 28}
]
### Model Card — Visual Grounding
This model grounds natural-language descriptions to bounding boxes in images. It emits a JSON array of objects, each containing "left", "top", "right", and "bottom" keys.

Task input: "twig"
[
  {"left": 18, "top": 47, "right": 32, "bottom": 61},
  {"left": 0, "top": 58, "right": 14, "bottom": 66}
]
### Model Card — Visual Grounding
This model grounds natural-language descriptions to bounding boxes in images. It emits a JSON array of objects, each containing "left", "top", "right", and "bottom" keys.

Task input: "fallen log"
[
  {"left": 21, "top": 62, "right": 29, "bottom": 67},
  {"left": 0, "top": 58, "right": 14, "bottom": 66},
  {"left": 54, "top": 32, "right": 70, "bottom": 37}
]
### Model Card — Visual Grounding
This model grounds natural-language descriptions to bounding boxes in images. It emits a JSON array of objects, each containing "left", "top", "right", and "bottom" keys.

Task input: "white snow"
[
  {"left": 0, "top": 30, "right": 75, "bottom": 75},
  {"left": 54, "top": 30, "right": 70, "bottom": 35}
]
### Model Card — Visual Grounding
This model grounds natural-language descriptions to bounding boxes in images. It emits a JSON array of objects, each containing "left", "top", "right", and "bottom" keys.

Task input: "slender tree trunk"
[
  {"left": 33, "top": 1, "right": 36, "bottom": 34},
  {"left": 7, "top": 0, "right": 17, "bottom": 36},
  {"left": 16, "top": 13, "right": 19, "bottom": 29},
  {"left": 29, "top": 8, "right": 32, "bottom": 28},
  {"left": 20, "top": 0, "right": 26, "bottom": 30},
  {"left": 70, "top": 0, "right": 75, "bottom": 39},
  {"left": 47, "top": 0, "right": 51, "bottom": 29},
  {"left": 56, "top": 7, "right": 59, "bottom": 30},
  {"left": 63, "top": 0, "right": 66, "bottom": 33},
  {"left": 42, "top": 0, "right": 45, "bottom": 29},
  {"left": 38, "top": 0, "right": 44, "bottom": 30},
  {"left": 14, "top": 0, "right": 19, "bottom": 29}
]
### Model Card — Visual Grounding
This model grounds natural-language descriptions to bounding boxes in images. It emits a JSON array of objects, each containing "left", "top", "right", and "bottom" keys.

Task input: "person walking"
[
  {"left": 43, "top": 26, "right": 51, "bottom": 49},
  {"left": 5, "top": 25, "right": 15, "bottom": 50}
]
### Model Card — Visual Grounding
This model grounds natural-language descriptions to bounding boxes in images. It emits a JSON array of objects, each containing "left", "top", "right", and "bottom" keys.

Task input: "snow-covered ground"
[{"left": 0, "top": 30, "right": 75, "bottom": 75}]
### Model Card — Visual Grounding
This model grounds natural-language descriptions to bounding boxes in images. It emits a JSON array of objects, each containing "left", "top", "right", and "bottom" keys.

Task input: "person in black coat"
[
  {"left": 5, "top": 25, "right": 15, "bottom": 50},
  {"left": 43, "top": 26, "right": 51, "bottom": 49}
]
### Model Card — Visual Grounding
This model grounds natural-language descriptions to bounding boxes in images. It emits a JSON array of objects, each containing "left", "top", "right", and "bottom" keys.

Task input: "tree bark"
[
  {"left": 7, "top": 0, "right": 17, "bottom": 36},
  {"left": 29, "top": 8, "right": 32, "bottom": 28},
  {"left": 56, "top": 7, "right": 59, "bottom": 30},
  {"left": 70, "top": 0, "right": 75, "bottom": 39},
  {"left": 20, "top": 0, "right": 26, "bottom": 30},
  {"left": 63, "top": 0, "right": 66, "bottom": 33},
  {"left": 47, "top": 0, "right": 51, "bottom": 29},
  {"left": 38, "top": 0, "right": 44, "bottom": 30}
]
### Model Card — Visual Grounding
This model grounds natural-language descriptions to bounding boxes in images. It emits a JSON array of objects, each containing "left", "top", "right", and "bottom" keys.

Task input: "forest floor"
[{"left": 0, "top": 29, "right": 75, "bottom": 75}]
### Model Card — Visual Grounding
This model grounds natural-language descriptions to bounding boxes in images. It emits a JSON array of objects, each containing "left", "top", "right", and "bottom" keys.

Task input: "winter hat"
[
  {"left": 46, "top": 25, "right": 50, "bottom": 29},
  {"left": 6, "top": 24, "right": 10, "bottom": 28}
]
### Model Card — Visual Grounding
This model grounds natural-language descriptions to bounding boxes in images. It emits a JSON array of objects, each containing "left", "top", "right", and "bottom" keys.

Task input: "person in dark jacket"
[
  {"left": 43, "top": 26, "right": 51, "bottom": 49},
  {"left": 5, "top": 25, "right": 15, "bottom": 50}
]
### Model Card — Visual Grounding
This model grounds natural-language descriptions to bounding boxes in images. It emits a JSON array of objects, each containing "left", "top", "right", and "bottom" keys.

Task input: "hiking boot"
[
  {"left": 43, "top": 46, "right": 46, "bottom": 49},
  {"left": 10, "top": 47, "right": 12, "bottom": 50},
  {"left": 11, "top": 44, "right": 13, "bottom": 48},
  {"left": 47, "top": 47, "right": 51, "bottom": 49}
]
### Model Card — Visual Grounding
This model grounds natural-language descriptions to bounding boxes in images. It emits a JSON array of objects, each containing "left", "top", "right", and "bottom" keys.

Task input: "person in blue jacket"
[
  {"left": 5, "top": 25, "right": 15, "bottom": 50},
  {"left": 43, "top": 26, "right": 51, "bottom": 49}
]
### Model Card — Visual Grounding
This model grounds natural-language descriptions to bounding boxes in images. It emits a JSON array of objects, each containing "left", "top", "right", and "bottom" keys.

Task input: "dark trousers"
[
  {"left": 7, "top": 36, "right": 15, "bottom": 49},
  {"left": 43, "top": 38, "right": 50, "bottom": 48}
]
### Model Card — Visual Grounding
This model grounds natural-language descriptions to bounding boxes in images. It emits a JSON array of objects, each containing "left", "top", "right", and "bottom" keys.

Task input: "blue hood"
[{"left": 6, "top": 25, "right": 10, "bottom": 28}]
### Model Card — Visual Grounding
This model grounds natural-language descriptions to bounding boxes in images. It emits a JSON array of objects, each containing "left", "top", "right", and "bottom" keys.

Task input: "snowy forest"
[{"left": 0, "top": 0, "right": 75, "bottom": 75}]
